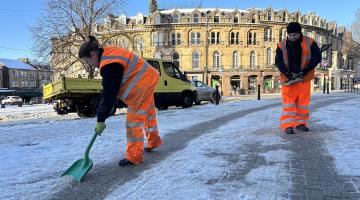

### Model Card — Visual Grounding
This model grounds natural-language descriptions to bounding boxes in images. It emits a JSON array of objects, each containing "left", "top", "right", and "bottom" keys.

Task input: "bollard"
[
  {"left": 215, "top": 85, "right": 220, "bottom": 105},
  {"left": 326, "top": 82, "right": 329, "bottom": 94},
  {"left": 257, "top": 84, "right": 261, "bottom": 100}
]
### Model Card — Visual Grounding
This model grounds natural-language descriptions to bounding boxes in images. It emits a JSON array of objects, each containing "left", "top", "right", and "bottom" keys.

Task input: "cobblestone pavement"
[{"left": 50, "top": 94, "right": 360, "bottom": 200}]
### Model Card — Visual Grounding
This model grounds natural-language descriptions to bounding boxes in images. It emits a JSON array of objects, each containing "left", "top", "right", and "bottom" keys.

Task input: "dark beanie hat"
[{"left": 286, "top": 22, "right": 302, "bottom": 34}]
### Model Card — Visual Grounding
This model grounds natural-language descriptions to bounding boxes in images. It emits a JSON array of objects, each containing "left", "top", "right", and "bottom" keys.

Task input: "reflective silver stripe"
[
  {"left": 149, "top": 105, "right": 156, "bottom": 110},
  {"left": 126, "top": 121, "right": 144, "bottom": 128},
  {"left": 297, "top": 105, "right": 309, "bottom": 110},
  {"left": 280, "top": 118, "right": 306, "bottom": 125},
  {"left": 127, "top": 137, "right": 144, "bottom": 143},
  {"left": 101, "top": 55, "right": 129, "bottom": 63},
  {"left": 127, "top": 107, "right": 148, "bottom": 116},
  {"left": 282, "top": 112, "right": 309, "bottom": 117},
  {"left": 147, "top": 114, "right": 156, "bottom": 121},
  {"left": 120, "top": 62, "right": 148, "bottom": 100},
  {"left": 146, "top": 125, "right": 158, "bottom": 133},
  {"left": 281, "top": 40, "right": 289, "bottom": 66},
  {"left": 122, "top": 55, "right": 139, "bottom": 83},
  {"left": 283, "top": 103, "right": 297, "bottom": 108}
]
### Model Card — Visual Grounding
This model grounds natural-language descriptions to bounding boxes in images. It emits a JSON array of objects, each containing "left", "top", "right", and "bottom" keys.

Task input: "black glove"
[
  {"left": 301, "top": 67, "right": 311, "bottom": 77},
  {"left": 285, "top": 72, "right": 296, "bottom": 80},
  {"left": 295, "top": 72, "right": 304, "bottom": 79}
]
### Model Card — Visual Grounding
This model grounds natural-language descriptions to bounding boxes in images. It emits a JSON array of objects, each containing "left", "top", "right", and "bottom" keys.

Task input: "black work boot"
[
  {"left": 144, "top": 147, "right": 153, "bottom": 153},
  {"left": 285, "top": 127, "right": 295, "bottom": 134},
  {"left": 295, "top": 124, "right": 309, "bottom": 132},
  {"left": 118, "top": 159, "right": 134, "bottom": 167}
]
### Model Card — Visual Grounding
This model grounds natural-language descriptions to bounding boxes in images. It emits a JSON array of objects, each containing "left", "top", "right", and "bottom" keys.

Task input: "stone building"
[{"left": 54, "top": 0, "right": 348, "bottom": 96}]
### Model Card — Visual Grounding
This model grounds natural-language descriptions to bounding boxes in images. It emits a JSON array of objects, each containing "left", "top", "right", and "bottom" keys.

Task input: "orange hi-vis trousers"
[
  {"left": 124, "top": 67, "right": 162, "bottom": 165},
  {"left": 280, "top": 81, "right": 311, "bottom": 131}
]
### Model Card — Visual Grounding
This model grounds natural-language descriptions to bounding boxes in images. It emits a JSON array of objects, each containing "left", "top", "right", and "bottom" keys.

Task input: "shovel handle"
[{"left": 84, "top": 132, "right": 98, "bottom": 163}]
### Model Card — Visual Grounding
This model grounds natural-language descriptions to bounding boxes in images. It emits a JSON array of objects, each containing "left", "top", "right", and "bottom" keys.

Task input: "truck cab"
[{"left": 146, "top": 58, "right": 196, "bottom": 110}]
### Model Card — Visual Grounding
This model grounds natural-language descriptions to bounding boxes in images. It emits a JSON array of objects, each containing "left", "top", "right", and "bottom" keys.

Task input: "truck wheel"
[
  {"left": 182, "top": 93, "right": 193, "bottom": 108},
  {"left": 76, "top": 105, "right": 96, "bottom": 118}
]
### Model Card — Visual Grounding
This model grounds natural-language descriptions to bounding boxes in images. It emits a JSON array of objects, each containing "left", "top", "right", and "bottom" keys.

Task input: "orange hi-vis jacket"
[
  {"left": 99, "top": 47, "right": 158, "bottom": 105},
  {"left": 277, "top": 36, "right": 315, "bottom": 83}
]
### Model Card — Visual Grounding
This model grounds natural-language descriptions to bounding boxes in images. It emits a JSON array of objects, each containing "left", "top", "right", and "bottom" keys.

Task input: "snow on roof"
[
  {"left": 159, "top": 8, "right": 248, "bottom": 14},
  {"left": 0, "top": 58, "right": 36, "bottom": 70}
]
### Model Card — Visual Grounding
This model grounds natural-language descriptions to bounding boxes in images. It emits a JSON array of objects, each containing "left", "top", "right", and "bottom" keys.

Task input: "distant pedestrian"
[{"left": 275, "top": 22, "right": 321, "bottom": 134}]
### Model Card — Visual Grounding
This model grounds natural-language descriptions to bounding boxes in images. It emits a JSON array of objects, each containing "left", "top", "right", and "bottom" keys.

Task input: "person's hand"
[
  {"left": 295, "top": 72, "right": 304, "bottom": 79},
  {"left": 285, "top": 72, "right": 296, "bottom": 80},
  {"left": 95, "top": 122, "right": 106, "bottom": 135}
]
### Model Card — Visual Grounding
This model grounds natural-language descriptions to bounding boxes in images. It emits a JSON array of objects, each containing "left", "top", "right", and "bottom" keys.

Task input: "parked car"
[
  {"left": 29, "top": 97, "right": 45, "bottom": 105},
  {"left": 1, "top": 96, "right": 23, "bottom": 106},
  {"left": 191, "top": 80, "right": 220, "bottom": 105}
]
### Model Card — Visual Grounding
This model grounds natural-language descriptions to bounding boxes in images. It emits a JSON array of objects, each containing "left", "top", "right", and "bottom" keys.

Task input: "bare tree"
[
  {"left": 351, "top": 8, "right": 360, "bottom": 43},
  {"left": 31, "top": 0, "right": 126, "bottom": 78}
]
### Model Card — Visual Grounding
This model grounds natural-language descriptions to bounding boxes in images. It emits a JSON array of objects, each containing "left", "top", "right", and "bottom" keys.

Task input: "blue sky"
[{"left": 0, "top": 0, "right": 359, "bottom": 60}]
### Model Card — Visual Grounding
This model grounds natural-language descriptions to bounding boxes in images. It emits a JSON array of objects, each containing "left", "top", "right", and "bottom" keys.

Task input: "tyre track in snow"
[{"left": 49, "top": 95, "right": 355, "bottom": 200}]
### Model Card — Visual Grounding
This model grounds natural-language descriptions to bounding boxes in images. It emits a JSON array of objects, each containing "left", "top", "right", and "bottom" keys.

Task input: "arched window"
[
  {"left": 190, "top": 32, "right": 201, "bottom": 45},
  {"left": 170, "top": 32, "right": 176, "bottom": 45},
  {"left": 213, "top": 51, "right": 220, "bottom": 69},
  {"left": 177, "top": 33, "right": 181, "bottom": 45},
  {"left": 233, "top": 51, "right": 239, "bottom": 68},
  {"left": 152, "top": 32, "right": 163, "bottom": 47},
  {"left": 248, "top": 32, "right": 252, "bottom": 45},
  {"left": 192, "top": 51, "right": 200, "bottom": 69},
  {"left": 250, "top": 51, "right": 256, "bottom": 69},
  {"left": 191, "top": 32, "right": 196, "bottom": 45},
  {"left": 265, "top": 28, "right": 273, "bottom": 42},
  {"left": 211, "top": 32, "right": 220, "bottom": 44},
  {"left": 196, "top": 32, "right": 201, "bottom": 44},
  {"left": 172, "top": 52, "right": 180, "bottom": 68},
  {"left": 267, "top": 48, "right": 272, "bottom": 66},
  {"left": 267, "top": 11, "right": 272, "bottom": 21}
]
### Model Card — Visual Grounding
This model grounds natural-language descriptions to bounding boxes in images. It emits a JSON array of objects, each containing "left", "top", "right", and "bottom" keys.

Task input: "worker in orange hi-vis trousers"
[
  {"left": 78, "top": 36, "right": 162, "bottom": 166},
  {"left": 275, "top": 22, "right": 321, "bottom": 134}
]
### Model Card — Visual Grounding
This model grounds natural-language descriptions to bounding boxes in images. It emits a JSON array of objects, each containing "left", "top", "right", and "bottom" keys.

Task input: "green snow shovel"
[{"left": 61, "top": 132, "right": 98, "bottom": 182}]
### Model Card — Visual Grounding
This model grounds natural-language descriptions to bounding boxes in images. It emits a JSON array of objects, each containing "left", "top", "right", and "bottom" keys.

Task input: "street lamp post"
[{"left": 204, "top": 11, "right": 210, "bottom": 85}]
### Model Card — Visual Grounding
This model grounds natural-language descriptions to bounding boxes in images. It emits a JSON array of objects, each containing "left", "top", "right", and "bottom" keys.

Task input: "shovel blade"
[{"left": 61, "top": 158, "right": 93, "bottom": 182}]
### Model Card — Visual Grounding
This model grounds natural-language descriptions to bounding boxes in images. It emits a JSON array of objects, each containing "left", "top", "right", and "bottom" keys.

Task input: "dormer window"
[
  {"left": 173, "top": 14, "right": 179, "bottom": 23},
  {"left": 234, "top": 13, "right": 239, "bottom": 23},
  {"left": 194, "top": 13, "right": 199, "bottom": 23},
  {"left": 267, "top": 11, "right": 272, "bottom": 21},
  {"left": 155, "top": 14, "right": 161, "bottom": 24},
  {"left": 214, "top": 13, "right": 220, "bottom": 23}
]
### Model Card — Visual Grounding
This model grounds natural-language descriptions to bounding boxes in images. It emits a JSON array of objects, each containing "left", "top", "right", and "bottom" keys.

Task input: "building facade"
[
  {"left": 0, "top": 58, "right": 53, "bottom": 100},
  {"left": 54, "top": 1, "right": 351, "bottom": 96}
]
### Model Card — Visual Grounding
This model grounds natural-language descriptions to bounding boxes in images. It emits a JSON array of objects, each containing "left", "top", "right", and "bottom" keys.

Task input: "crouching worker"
[{"left": 78, "top": 36, "right": 163, "bottom": 166}]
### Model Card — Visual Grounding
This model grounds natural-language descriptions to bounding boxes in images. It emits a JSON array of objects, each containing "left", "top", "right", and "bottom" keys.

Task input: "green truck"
[{"left": 43, "top": 58, "right": 197, "bottom": 117}]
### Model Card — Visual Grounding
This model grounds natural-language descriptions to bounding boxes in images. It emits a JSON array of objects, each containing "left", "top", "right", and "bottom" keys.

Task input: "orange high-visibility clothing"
[
  {"left": 277, "top": 36, "right": 315, "bottom": 83},
  {"left": 277, "top": 37, "right": 314, "bottom": 131},
  {"left": 100, "top": 47, "right": 162, "bottom": 164}
]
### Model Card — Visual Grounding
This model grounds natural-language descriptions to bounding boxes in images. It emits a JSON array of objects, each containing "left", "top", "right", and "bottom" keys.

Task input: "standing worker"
[
  {"left": 275, "top": 22, "right": 321, "bottom": 134},
  {"left": 78, "top": 36, "right": 163, "bottom": 166}
]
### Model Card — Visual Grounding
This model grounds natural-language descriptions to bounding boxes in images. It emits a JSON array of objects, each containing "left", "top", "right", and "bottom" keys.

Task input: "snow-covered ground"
[{"left": 0, "top": 92, "right": 359, "bottom": 200}]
